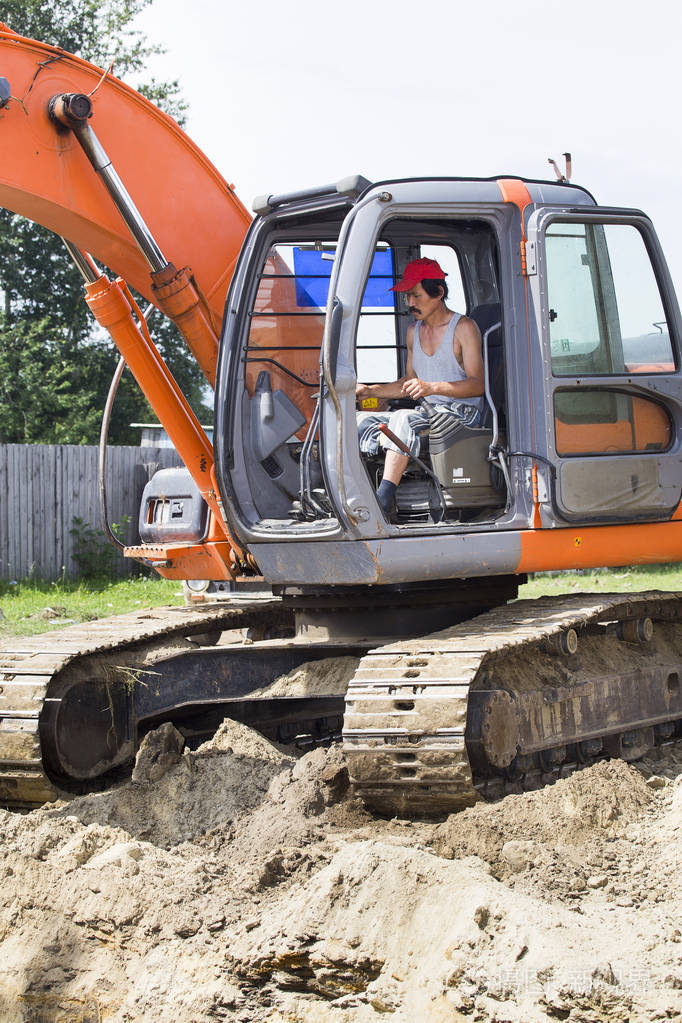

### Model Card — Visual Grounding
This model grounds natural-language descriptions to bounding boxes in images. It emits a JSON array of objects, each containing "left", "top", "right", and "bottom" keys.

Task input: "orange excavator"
[{"left": 0, "top": 25, "right": 680, "bottom": 814}]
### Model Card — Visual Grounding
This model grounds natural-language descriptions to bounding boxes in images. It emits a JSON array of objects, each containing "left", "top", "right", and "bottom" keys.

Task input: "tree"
[{"left": 0, "top": 1, "right": 212, "bottom": 445}]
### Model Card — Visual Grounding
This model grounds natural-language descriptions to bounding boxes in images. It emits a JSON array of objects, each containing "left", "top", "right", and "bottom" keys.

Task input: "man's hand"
[
  {"left": 402, "top": 377, "right": 433, "bottom": 400},
  {"left": 356, "top": 382, "right": 372, "bottom": 400}
]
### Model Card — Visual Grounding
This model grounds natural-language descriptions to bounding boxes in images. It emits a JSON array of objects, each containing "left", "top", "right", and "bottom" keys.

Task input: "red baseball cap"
[{"left": 391, "top": 257, "right": 448, "bottom": 292}]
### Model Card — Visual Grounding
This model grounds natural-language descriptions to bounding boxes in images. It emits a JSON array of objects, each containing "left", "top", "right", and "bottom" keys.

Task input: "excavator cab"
[
  {"left": 217, "top": 181, "right": 510, "bottom": 536},
  {"left": 215, "top": 176, "right": 682, "bottom": 588}
]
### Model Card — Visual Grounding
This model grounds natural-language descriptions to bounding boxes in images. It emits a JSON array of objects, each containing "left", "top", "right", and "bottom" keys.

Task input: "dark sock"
[{"left": 376, "top": 479, "right": 397, "bottom": 514}]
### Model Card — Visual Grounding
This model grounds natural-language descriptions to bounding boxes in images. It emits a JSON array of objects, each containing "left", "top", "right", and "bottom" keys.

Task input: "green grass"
[
  {"left": 0, "top": 564, "right": 680, "bottom": 641},
  {"left": 0, "top": 576, "right": 183, "bottom": 640},
  {"left": 519, "top": 563, "right": 682, "bottom": 600}
]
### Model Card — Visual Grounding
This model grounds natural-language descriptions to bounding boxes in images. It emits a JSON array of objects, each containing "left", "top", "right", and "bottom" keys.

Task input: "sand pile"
[{"left": 0, "top": 717, "right": 680, "bottom": 1022}]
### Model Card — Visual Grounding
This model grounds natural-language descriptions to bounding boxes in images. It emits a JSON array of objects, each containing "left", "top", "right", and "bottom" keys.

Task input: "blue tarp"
[{"left": 293, "top": 249, "right": 394, "bottom": 308}]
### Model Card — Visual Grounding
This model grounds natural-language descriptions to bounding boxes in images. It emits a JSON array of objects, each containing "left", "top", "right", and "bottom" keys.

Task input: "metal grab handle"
[
  {"left": 299, "top": 393, "right": 328, "bottom": 519},
  {"left": 482, "top": 320, "right": 502, "bottom": 454}
]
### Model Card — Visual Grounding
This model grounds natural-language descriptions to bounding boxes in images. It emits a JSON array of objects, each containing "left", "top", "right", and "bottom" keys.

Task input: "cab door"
[{"left": 529, "top": 210, "right": 682, "bottom": 523}]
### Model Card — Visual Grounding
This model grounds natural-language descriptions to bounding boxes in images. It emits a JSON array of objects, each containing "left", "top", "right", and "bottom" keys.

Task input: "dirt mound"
[
  {"left": 432, "top": 758, "right": 655, "bottom": 881},
  {"left": 249, "top": 655, "right": 360, "bottom": 698},
  {"left": 48, "top": 719, "right": 298, "bottom": 848},
  {"left": 0, "top": 722, "right": 680, "bottom": 1023}
]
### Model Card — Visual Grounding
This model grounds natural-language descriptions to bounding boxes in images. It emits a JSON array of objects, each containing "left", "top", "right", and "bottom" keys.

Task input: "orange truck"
[{"left": 0, "top": 25, "right": 680, "bottom": 815}]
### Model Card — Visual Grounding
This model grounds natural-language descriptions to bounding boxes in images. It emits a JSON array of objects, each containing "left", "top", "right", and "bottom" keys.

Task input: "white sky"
[{"left": 135, "top": 0, "right": 682, "bottom": 285}]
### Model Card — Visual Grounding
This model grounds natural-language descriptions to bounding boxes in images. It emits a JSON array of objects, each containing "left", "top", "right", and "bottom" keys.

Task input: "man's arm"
[
  {"left": 356, "top": 326, "right": 416, "bottom": 400},
  {"left": 401, "top": 317, "right": 485, "bottom": 401}
]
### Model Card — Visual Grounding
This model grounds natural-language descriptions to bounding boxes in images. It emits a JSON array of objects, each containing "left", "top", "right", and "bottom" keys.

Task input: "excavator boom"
[
  {"left": 0, "top": 25, "right": 251, "bottom": 331},
  {"left": 0, "top": 25, "right": 257, "bottom": 578}
]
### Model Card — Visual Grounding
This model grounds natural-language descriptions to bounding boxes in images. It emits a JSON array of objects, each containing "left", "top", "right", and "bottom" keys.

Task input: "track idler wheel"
[
  {"left": 542, "top": 628, "right": 579, "bottom": 656},
  {"left": 577, "top": 737, "right": 603, "bottom": 763},
  {"left": 480, "top": 690, "right": 520, "bottom": 768},
  {"left": 618, "top": 617, "right": 654, "bottom": 644},
  {"left": 538, "top": 745, "right": 567, "bottom": 772},
  {"left": 604, "top": 726, "right": 655, "bottom": 762}
]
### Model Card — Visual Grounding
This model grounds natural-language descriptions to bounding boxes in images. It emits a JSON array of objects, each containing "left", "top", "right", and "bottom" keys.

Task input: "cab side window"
[
  {"left": 546, "top": 222, "right": 675, "bottom": 376},
  {"left": 546, "top": 221, "right": 676, "bottom": 458}
]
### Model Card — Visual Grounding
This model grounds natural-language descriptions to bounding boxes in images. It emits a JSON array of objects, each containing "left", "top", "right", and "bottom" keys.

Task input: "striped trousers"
[{"left": 357, "top": 401, "right": 481, "bottom": 459}]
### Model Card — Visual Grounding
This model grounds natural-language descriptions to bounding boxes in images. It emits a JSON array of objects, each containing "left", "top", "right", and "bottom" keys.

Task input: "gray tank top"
[{"left": 413, "top": 313, "right": 484, "bottom": 412}]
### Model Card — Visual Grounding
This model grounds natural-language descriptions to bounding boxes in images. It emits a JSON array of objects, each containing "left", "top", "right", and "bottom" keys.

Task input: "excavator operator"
[{"left": 356, "top": 257, "right": 486, "bottom": 518}]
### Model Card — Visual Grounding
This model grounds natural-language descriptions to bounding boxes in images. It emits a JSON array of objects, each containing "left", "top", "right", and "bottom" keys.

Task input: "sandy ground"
[{"left": 0, "top": 707, "right": 680, "bottom": 1021}]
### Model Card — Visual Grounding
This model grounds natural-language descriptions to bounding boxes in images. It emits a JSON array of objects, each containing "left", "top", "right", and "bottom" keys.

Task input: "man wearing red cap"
[{"left": 356, "top": 257, "right": 485, "bottom": 518}]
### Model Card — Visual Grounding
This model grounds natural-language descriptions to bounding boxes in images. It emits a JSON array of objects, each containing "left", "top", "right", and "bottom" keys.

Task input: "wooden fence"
[{"left": 0, "top": 444, "right": 180, "bottom": 580}]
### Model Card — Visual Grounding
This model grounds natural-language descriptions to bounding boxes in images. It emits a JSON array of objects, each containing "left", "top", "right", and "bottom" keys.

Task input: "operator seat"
[
  {"left": 410, "top": 301, "right": 502, "bottom": 447},
  {"left": 408, "top": 301, "right": 503, "bottom": 452},
  {"left": 467, "top": 302, "right": 503, "bottom": 429},
  {"left": 423, "top": 302, "right": 505, "bottom": 511},
  {"left": 375, "top": 302, "right": 507, "bottom": 518}
]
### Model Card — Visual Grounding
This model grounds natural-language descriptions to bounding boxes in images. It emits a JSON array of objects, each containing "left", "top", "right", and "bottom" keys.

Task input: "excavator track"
[
  {"left": 0, "top": 597, "right": 292, "bottom": 809},
  {"left": 343, "top": 591, "right": 682, "bottom": 817},
  {"left": 5, "top": 590, "right": 682, "bottom": 817}
]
